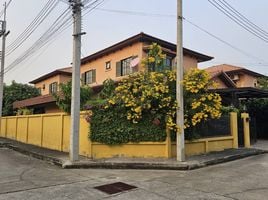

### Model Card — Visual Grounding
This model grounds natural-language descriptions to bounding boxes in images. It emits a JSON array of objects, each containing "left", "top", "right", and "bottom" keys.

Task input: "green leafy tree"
[
  {"left": 53, "top": 81, "right": 92, "bottom": 113},
  {"left": 99, "top": 78, "right": 116, "bottom": 99},
  {"left": 3, "top": 81, "right": 40, "bottom": 116},
  {"left": 257, "top": 77, "right": 268, "bottom": 90}
]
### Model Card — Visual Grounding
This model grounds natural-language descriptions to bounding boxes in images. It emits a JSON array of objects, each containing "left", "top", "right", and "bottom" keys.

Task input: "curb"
[
  {"left": 0, "top": 142, "right": 63, "bottom": 167},
  {"left": 1, "top": 140, "right": 267, "bottom": 171},
  {"left": 62, "top": 150, "right": 267, "bottom": 170}
]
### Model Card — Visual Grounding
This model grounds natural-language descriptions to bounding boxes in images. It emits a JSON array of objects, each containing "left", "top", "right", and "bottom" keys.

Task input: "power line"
[
  {"left": 208, "top": 0, "right": 268, "bottom": 43},
  {"left": 184, "top": 18, "right": 268, "bottom": 64},
  {"left": 4, "top": 0, "right": 105, "bottom": 75},
  {"left": 93, "top": 7, "right": 268, "bottom": 65},
  {"left": 6, "top": 0, "right": 59, "bottom": 56},
  {"left": 94, "top": 7, "right": 175, "bottom": 18},
  {"left": 219, "top": 0, "right": 268, "bottom": 37}
]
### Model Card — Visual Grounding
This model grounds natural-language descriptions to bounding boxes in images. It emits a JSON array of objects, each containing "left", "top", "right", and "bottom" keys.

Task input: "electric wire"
[
  {"left": 208, "top": 0, "right": 268, "bottom": 43},
  {"left": 6, "top": 0, "right": 59, "bottom": 56},
  {"left": 4, "top": 0, "right": 105, "bottom": 75},
  {"left": 219, "top": 0, "right": 268, "bottom": 37},
  {"left": 94, "top": 7, "right": 268, "bottom": 65}
]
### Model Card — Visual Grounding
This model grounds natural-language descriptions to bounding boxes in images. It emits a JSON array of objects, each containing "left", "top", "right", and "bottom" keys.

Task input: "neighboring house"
[
  {"left": 13, "top": 32, "right": 213, "bottom": 113},
  {"left": 204, "top": 64, "right": 268, "bottom": 106},
  {"left": 205, "top": 64, "right": 264, "bottom": 88},
  {"left": 30, "top": 67, "right": 72, "bottom": 96},
  {"left": 14, "top": 67, "right": 72, "bottom": 114}
]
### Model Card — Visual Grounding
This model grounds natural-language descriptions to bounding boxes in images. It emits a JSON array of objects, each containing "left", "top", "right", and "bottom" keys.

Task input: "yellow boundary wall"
[{"left": 0, "top": 112, "right": 239, "bottom": 158}]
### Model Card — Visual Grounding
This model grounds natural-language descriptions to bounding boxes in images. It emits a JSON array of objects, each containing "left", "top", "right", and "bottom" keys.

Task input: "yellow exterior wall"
[
  {"left": 210, "top": 77, "right": 228, "bottom": 89},
  {"left": 81, "top": 42, "right": 144, "bottom": 86},
  {"left": 6, "top": 117, "right": 17, "bottom": 140},
  {"left": 27, "top": 116, "right": 43, "bottom": 146},
  {"left": 59, "top": 74, "right": 71, "bottom": 84},
  {"left": 91, "top": 143, "right": 167, "bottom": 158},
  {"left": 42, "top": 114, "right": 63, "bottom": 151},
  {"left": 0, "top": 112, "right": 239, "bottom": 159},
  {"left": 34, "top": 74, "right": 71, "bottom": 95},
  {"left": 0, "top": 118, "right": 6, "bottom": 137},
  {"left": 171, "top": 136, "right": 234, "bottom": 157},
  {"left": 16, "top": 117, "right": 28, "bottom": 143},
  {"left": 34, "top": 42, "right": 200, "bottom": 90},
  {"left": 35, "top": 75, "right": 60, "bottom": 95},
  {"left": 183, "top": 55, "right": 198, "bottom": 71},
  {"left": 236, "top": 74, "right": 258, "bottom": 88}
]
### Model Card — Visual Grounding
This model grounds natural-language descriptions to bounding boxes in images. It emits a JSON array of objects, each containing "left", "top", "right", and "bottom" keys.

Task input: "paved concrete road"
[{"left": 0, "top": 148, "right": 267, "bottom": 200}]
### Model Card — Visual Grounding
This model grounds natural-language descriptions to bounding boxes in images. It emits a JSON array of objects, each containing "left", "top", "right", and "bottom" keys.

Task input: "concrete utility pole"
[
  {"left": 176, "top": 0, "right": 185, "bottom": 162},
  {"left": 0, "top": 2, "right": 7, "bottom": 131},
  {"left": 70, "top": 0, "right": 82, "bottom": 162}
]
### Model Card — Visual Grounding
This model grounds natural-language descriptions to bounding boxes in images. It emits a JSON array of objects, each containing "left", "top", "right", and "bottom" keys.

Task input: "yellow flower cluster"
[
  {"left": 183, "top": 68, "right": 210, "bottom": 93},
  {"left": 142, "top": 43, "right": 167, "bottom": 71},
  {"left": 107, "top": 71, "right": 178, "bottom": 131},
  {"left": 106, "top": 42, "right": 222, "bottom": 133},
  {"left": 183, "top": 69, "right": 222, "bottom": 128}
]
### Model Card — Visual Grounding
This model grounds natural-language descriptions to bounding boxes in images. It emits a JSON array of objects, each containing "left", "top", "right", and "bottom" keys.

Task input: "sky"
[{"left": 2, "top": 0, "right": 268, "bottom": 84}]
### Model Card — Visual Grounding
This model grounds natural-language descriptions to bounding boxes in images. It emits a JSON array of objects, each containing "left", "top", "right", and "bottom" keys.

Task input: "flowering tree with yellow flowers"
[
  {"left": 142, "top": 43, "right": 168, "bottom": 72},
  {"left": 183, "top": 69, "right": 222, "bottom": 129},
  {"left": 107, "top": 70, "right": 178, "bottom": 131},
  {"left": 88, "top": 43, "right": 222, "bottom": 144},
  {"left": 107, "top": 43, "right": 222, "bottom": 130}
]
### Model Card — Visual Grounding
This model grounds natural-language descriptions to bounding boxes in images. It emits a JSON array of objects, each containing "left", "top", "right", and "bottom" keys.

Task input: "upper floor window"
[
  {"left": 164, "top": 56, "right": 173, "bottom": 70},
  {"left": 116, "top": 56, "right": 138, "bottom": 77},
  {"left": 37, "top": 87, "right": 41, "bottom": 95},
  {"left": 105, "top": 61, "right": 111, "bottom": 70},
  {"left": 49, "top": 82, "right": 58, "bottom": 94},
  {"left": 82, "top": 69, "right": 96, "bottom": 85}
]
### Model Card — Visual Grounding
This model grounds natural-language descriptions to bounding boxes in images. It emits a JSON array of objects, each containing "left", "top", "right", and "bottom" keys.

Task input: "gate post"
[
  {"left": 165, "top": 127, "right": 172, "bottom": 158},
  {"left": 241, "top": 113, "right": 250, "bottom": 148},
  {"left": 230, "top": 112, "right": 238, "bottom": 149}
]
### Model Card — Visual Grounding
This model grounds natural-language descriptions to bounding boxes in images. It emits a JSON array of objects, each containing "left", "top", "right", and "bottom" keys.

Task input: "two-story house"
[{"left": 13, "top": 32, "right": 213, "bottom": 113}]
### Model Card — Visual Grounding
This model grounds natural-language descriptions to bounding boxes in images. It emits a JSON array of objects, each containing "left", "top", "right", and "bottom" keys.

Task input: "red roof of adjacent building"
[
  {"left": 13, "top": 94, "right": 56, "bottom": 109},
  {"left": 205, "top": 64, "right": 265, "bottom": 78},
  {"left": 29, "top": 67, "right": 72, "bottom": 84}
]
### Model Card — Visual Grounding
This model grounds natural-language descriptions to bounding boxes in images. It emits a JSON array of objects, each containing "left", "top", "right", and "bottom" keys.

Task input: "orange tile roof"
[
  {"left": 13, "top": 94, "right": 55, "bottom": 109},
  {"left": 29, "top": 66, "right": 72, "bottom": 84},
  {"left": 205, "top": 64, "right": 243, "bottom": 74},
  {"left": 205, "top": 64, "right": 265, "bottom": 78}
]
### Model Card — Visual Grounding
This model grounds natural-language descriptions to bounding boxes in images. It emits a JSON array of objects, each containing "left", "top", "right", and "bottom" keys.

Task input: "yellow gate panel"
[
  {"left": 28, "top": 116, "right": 42, "bottom": 146},
  {"left": 16, "top": 117, "right": 28, "bottom": 143},
  {"left": 42, "top": 115, "right": 63, "bottom": 151},
  {"left": 6, "top": 117, "right": 17, "bottom": 139}
]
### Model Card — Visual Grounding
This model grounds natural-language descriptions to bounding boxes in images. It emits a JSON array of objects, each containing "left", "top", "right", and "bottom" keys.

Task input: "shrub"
[
  {"left": 90, "top": 105, "right": 166, "bottom": 144},
  {"left": 53, "top": 81, "right": 92, "bottom": 113}
]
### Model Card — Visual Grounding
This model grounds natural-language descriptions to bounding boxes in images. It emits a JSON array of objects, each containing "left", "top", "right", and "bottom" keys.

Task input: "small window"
[
  {"left": 49, "top": 82, "right": 58, "bottom": 94},
  {"left": 82, "top": 69, "right": 96, "bottom": 85},
  {"left": 105, "top": 61, "right": 111, "bottom": 70}
]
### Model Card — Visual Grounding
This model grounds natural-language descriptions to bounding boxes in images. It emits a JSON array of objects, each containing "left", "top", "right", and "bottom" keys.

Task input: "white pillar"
[
  {"left": 176, "top": 0, "right": 185, "bottom": 162},
  {"left": 70, "top": 0, "right": 82, "bottom": 162}
]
